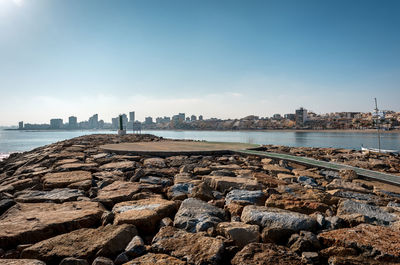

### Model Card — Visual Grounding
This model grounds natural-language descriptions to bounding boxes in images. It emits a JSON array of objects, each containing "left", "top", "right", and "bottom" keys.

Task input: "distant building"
[
  {"left": 18, "top": 121, "right": 23, "bottom": 130},
  {"left": 284, "top": 114, "right": 296, "bottom": 121},
  {"left": 178, "top": 113, "right": 185, "bottom": 122},
  {"left": 295, "top": 107, "right": 308, "bottom": 126},
  {"left": 185, "top": 117, "right": 190, "bottom": 121},
  {"left": 50, "top": 118, "right": 63, "bottom": 129},
  {"left": 272, "top": 114, "right": 282, "bottom": 120},
  {"left": 129, "top": 111, "right": 135, "bottom": 122},
  {"left": 112, "top": 117, "right": 119, "bottom": 129},
  {"left": 68, "top": 116, "right": 78, "bottom": 129},
  {"left": 88, "top": 114, "right": 99, "bottom": 129},
  {"left": 145, "top": 117, "right": 153, "bottom": 125},
  {"left": 121, "top": 114, "right": 128, "bottom": 126},
  {"left": 191, "top": 115, "right": 197, "bottom": 121},
  {"left": 199, "top": 115, "right": 203, "bottom": 121}
]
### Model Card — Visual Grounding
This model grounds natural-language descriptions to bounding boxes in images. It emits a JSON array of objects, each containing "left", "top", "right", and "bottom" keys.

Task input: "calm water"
[{"left": 1, "top": 129, "right": 400, "bottom": 157}]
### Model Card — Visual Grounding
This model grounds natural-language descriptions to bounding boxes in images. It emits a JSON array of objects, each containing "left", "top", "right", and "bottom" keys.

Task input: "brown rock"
[
  {"left": 21, "top": 224, "right": 137, "bottom": 264},
  {"left": 99, "top": 161, "right": 136, "bottom": 172},
  {"left": 216, "top": 221, "right": 260, "bottom": 248},
  {"left": 265, "top": 194, "right": 330, "bottom": 215},
  {"left": 96, "top": 181, "right": 141, "bottom": 207},
  {"left": 231, "top": 243, "right": 304, "bottom": 265},
  {"left": 42, "top": 171, "right": 92, "bottom": 189},
  {"left": 151, "top": 226, "right": 224, "bottom": 265},
  {"left": 253, "top": 172, "right": 286, "bottom": 187},
  {"left": 339, "top": 169, "right": 358, "bottom": 181},
  {"left": 318, "top": 224, "right": 400, "bottom": 261},
  {"left": 124, "top": 253, "right": 185, "bottom": 265},
  {"left": 262, "top": 164, "right": 291, "bottom": 175},
  {"left": 189, "top": 182, "right": 214, "bottom": 201},
  {"left": 112, "top": 199, "right": 176, "bottom": 233},
  {"left": 58, "top": 163, "right": 98, "bottom": 171},
  {"left": 0, "top": 201, "right": 105, "bottom": 249},
  {"left": 326, "top": 179, "right": 370, "bottom": 193},
  {"left": 202, "top": 175, "right": 262, "bottom": 193},
  {"left": 143, "top": 158, "right": 166, "bottom": 168}
]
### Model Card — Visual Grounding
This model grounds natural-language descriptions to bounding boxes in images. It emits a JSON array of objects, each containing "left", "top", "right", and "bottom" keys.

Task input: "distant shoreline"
[{"left": 3, "top": 128, "right": 400, "bottom": 134}]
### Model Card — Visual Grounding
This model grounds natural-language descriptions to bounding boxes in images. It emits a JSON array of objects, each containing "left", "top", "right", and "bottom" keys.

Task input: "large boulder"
[
  {"left": 0, "top": 201, "right": 105, "bottom": 249},
  {"left": 265, "top": 194, "right": 330, "bottom": 215},
  {"left": 15, "top": 188, "right": 84, "bottom": 203},
  {"left": 231, "top": 243, "right": 304, "bottom": 265},
  {"left": 326, "top": 179, "right": 370, "bottom": 193},
  {"left": 202, "top": 176, "right": 262, "bottom": 193},
  {"left": 174, "top": 198, "right": 226, "bottom": 233},
  {"left": 99, "top": 161, "right": 136, "bottom": 172},
  {"left": 42, "top": 171, "right": 92, "bottom": 189},
  {"left": 336, "top": 199, "right": 397, "bottom": 225},
  {"left": 241, "top": 205, "right": 317, "bottom": 243},
  {"left": 112, "top": 198, "right": 176, "bottom": 233},
  {"left": 152, "top": 226, "right": 224, "bottom": 265},
  {"left": 143, "top": 158, "right": 166, "bottom": 168},
  {"left": 318, "top": 224, "right": 400, "bottom": 262},
  {"left": 21, "top": 224, "right": 137, "bottom": 264}
]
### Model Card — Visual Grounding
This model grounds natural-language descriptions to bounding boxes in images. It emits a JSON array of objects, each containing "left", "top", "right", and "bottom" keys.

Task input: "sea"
[{"left": 1, "top": 129, "right": 400, "bottom": 160}]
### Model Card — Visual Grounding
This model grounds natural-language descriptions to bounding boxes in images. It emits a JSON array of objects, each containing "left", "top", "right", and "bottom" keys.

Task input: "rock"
[
  {"left": 277, "top": 173, "right": 296, "bottom": 183},
  {"left": 297, "top": 176, "right": 318, "bottom": 187},
  {"left": 59, "top": 258, "right": 89, "bottom": 265},
  {"left": 231, "top": 243, "right": 304, "bottom": 265},
  {"left": 42, "top": 171, "right": 92, "bottom": 189},
  {"left": 174, "top": 198, "right": 226, "bottom": 233},
  {"left": 0, "top": 201, "right": 105, "bottom": 249},
  {"left": 167, "top": 183, "right": 194, "bottom": 200},
  {"left": 58, "top": 163, "right": 98, "bottom": 171},
  {"left": 265, "top": 194, "right": 330, "bottom": 215},
  {"left": 216, "top": 221, "right": 260, "bottom": 248},
  {"left": 327, "top": 189, "right": 381, "bottom": 203},
  {"left": 139, "top": 176, "right": 172, "bottom": 187},
  {"left": 203, "top": 175, "right": 262, "bottom": 193},
  {"left": 125, "top": 236, "right": 146, "bottom": 258},
  {"left": 318, "top": 224, "right": 400, "bottom": 262},
  {"left": 173, "top": 173, "right": 194, "bottom": 184},
  {"left": 143, "top": 158, "right": 166, "bottom": 168},
  {"left": 114, "top": 253, "right": 129, "bottom": 265},
  {"left": 124, "top": 253, "right": 185, "bottom": 265},
  {"left": 99, "top": 161, "right": 136, "bottom": 172},
  {"left": 193, "top": 167, "right": 211, "bottom": 175},
  {"left": 301, "top": 252, "right": 319, "bottom": 264},
  {"left": 151, "top": 226, "right": 224, "bottom": 265},
  {"left": 210, "top": 169, "right": 236, "bottom": 177},
  {"left": 0, "top": 199, "right": 15, "bottom": 215},
  {"left": 15, "top": 188, "right": 84, "bottom": 203},
  {"left": 241, "top": 206, "right": 317, "bottom": 244},
  {"left": 287, "top": 231, "right": 321, "bottom": 253},
  {"left": 337, "top": 199, "right": 397, "bottom": 225},
  {"left": 189, "top": 182, "right": 214, "bottom": 201},
  {"left": 262, "top": 164, "right": 291, "bottom": 175},
  {"left": 0, "top": 259, "right": 46, "bottom": 265},
  {"left": 96, "top": 181, "right": 141, "bottom": 207},
  {"left": 253, "top": 172, "right": 287, "bottom": 187},
  {"left": 112, "top": 198, "right": 176, "bottom": 233},
  {"left": 339, "top": 169, "right": 358, "bottom": 181},
  {"left": 92, "top": 257, "right": 114, "bottom": 265},
  {"left": 21, "top": 224, "right": 137, "bottom": 264},
  {"left": 225, "top": 189, "right": 267, "bottom": 206},
  {"left": 159, "top": 217, "right": 173, "bottom": 228},
  {"left": 326, "top": 179, "right": 369, "bottom": 193}
]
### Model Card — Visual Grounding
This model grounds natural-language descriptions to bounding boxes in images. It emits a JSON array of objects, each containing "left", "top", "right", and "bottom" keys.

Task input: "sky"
[{"left": 0, "top": 0, "right": 399, "bottom": 125}]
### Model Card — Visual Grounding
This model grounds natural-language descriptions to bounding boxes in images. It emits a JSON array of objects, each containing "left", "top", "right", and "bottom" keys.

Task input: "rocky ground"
[{"left": 1, "top": 134, "right": 400, "bottom": 264}]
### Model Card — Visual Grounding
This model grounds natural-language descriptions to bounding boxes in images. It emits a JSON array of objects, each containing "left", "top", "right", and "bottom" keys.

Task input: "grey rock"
[
  {"left": 92, "top": 257, "right": 114, "bottom": 265},
  {"left": 167, "top": 183, "right": 194, "bottom": 200},
  {"left": 60, "top": 257, "right": 89, "bottom": 265},
  {"left": 125, "top": 235, "right": 146, "bottom": 258},
  {"left": 15, "top": 189, "right": 84, "bottom": 203},
  {"left": 329, "top": 190, "right": 379, "bottom": 203},
  {"left": 174, "top": 198, "right": 226, "bottom": 232},
  {"left": 210, "top": 169, "right": 236, "bottom": 177},
  {"left": 241, "top": 205, "right": 317, "bottom": 243},
  {"left": 297, "top": 176, "right": 318, "bottom": 187},
  {"left": 225, "top": 189, "right": 267, "bottom": 206},
  {"left": 0, "top": 198, "right": 15, "bottom": 215},
  {"left": 287, "top": 231, "right": 321, "bottom": 254},
  {"left": 337, "top": 199, "right": 397, "bottom": 225},
  {"left": 139, "top": 176, "right": 172, "bottom": 187},
  {"left": 320, "top": 170, "right": 340, "bottom": 180},
  {"left": 114, "top": 252, "right": 129, "bottom": 265}
]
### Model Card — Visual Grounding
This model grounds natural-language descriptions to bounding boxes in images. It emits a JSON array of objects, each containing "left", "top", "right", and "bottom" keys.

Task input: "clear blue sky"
[{"left": 0, "top": 0, "right": 399, "bottom": 125}]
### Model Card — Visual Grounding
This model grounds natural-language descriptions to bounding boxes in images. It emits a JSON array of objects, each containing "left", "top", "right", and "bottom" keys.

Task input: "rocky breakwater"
[{"left": 1, "top": 134, "right": 400, "bottom": 264}]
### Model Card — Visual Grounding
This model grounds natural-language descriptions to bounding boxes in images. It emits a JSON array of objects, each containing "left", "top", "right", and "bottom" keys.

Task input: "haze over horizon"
[{"left": 1, "top": 0, "right": 399, "bottom": 126}]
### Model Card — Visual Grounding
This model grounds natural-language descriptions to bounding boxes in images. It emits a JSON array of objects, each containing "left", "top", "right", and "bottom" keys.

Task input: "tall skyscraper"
[
  {"left": 68, "top": 116, "right": 78, "bottom": 129},
  {"left": 129, "top": 111, "right": 135, "bottom": 122},
  {"left": 295, "top": 107, "right": 308, "bottom": 126}
]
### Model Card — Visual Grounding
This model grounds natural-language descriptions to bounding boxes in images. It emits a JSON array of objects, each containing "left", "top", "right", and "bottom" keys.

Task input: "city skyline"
[{"left": 1, "top": 0, "right": 400, "bottom": 126}]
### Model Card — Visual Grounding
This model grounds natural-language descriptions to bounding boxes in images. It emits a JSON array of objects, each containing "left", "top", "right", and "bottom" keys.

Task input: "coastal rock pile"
[{"left": 1, "top": 134, "right": 400, "bottom": 264}]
